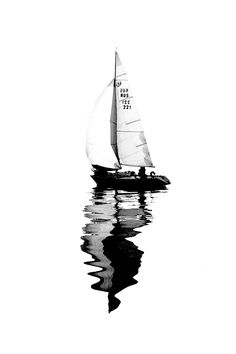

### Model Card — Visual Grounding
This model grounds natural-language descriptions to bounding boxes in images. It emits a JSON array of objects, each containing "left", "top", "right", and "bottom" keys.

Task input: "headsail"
[
  {"left": 86, "top": 80, "right": 121, "bottom": 170},
  {"left": 115, "top": 52, "right": 154, "bottom": 167}
]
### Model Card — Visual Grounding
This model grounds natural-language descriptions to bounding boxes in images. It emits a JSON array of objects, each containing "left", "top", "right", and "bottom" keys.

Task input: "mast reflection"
[{"left": 81, "top": 188, "right": 155, "bottom": 312}]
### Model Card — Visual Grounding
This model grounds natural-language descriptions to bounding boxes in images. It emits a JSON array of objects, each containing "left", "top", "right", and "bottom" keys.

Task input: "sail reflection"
[{"left": 81, "top": 188, "right": 157, "bottom": 312}]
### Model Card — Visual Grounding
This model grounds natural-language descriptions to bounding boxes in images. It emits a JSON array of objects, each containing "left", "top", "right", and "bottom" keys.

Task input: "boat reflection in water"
[{"left": 81, "top": 188, "right": 161, "bottom": 312}]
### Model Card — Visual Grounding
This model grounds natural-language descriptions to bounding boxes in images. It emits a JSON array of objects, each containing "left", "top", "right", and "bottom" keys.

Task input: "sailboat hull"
[{"left": 91, "top": 175, "right": 170, "bottom": 191}]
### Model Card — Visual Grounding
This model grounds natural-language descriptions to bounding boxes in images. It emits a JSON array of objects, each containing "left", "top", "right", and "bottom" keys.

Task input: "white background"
[{"left": 1, "top": 1, "right": 236, "bottom": 353}]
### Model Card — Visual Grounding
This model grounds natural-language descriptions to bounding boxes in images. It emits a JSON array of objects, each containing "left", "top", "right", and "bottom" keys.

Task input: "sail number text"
[{"left": 120, "top": 88, "right": 131, "bottom": 109}]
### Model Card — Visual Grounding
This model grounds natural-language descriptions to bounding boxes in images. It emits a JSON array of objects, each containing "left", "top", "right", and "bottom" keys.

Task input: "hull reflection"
[{"left": 81, "top": 188, "right": 157, "bottom": 312}]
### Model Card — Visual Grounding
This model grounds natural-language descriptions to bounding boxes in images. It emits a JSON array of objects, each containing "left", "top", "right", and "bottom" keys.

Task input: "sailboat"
[{"left": 86, "top": 51, "right": 170, "bottom": 190}]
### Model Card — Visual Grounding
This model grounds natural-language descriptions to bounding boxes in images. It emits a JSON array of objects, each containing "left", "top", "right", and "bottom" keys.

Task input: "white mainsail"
[
  {"left": 86, "top": 51, "right": 153, "bottom": 169},
  {"left": 115, "top": 52, "right": 154, "bottom": 167}
]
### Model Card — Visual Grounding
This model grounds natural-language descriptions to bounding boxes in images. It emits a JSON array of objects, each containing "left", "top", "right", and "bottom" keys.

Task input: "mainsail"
[
  {"left": 86, "top": 51, "right": 154, "bottom": 169},
  {"left": 115, "top": 52, "right": 153, "bottom": 167}
]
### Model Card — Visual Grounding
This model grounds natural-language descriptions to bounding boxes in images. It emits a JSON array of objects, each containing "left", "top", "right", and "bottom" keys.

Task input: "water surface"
[{"left": 81, "top": 188, "right": 165, "bottom": 312}]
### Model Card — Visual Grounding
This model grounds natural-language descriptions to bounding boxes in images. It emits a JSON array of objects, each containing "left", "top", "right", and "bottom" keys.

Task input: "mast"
[
  {"left": 110, "top": 50, "right": 120, "bottom": 164},
  {"left": 114, "top": 49, "right": 117, "bottom": 85}
]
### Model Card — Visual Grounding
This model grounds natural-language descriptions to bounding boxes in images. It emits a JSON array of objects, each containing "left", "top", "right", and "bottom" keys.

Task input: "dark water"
[{"left": 81, "top": 188, "right": 165, "bottom": 312}]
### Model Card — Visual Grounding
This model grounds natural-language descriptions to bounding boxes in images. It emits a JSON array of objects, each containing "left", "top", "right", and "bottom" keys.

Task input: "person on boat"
[
  {"left": 130, "top": 171, "right": 136, "bottom": 178},
  {"left": 138, "top": 167, "right": 146, "bottom": 179}
]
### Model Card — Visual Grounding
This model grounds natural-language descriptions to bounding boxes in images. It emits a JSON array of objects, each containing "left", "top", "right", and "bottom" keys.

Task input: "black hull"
[{"left": 91, "top": 175, "right": 170, "bottom": 191}]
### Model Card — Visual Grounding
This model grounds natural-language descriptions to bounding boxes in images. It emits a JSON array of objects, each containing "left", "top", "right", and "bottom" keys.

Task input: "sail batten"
[
  {"left": 136, "top": 142, "right": 147, "bottom": 147},
  {"left": 126, "top": 119, "right": 140, "bottom": 125},
  {"left": 117, "top": 130, "right": 144, "bottom": 133},
  {"left": 116, "top": 73, "right": 126, "bottom": 77},
  {"left": 119, "top": 97, "right": 133, "bottom": 102}
]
